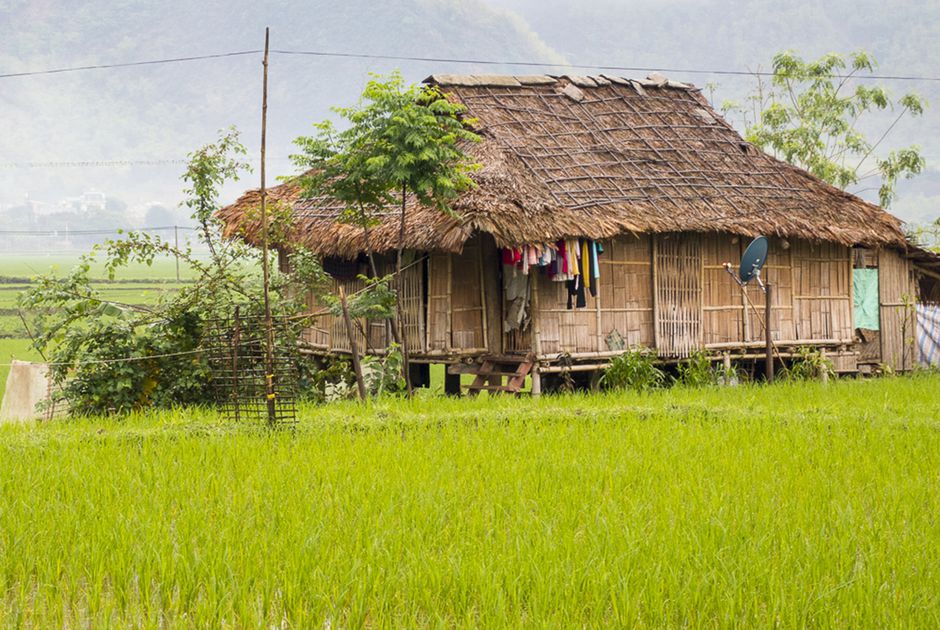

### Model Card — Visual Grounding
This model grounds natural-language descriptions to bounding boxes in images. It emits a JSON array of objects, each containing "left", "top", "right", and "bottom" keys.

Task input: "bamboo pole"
[
  {"left": 339, "top": 286, "right": 367, "bottom": 401},
  {"left": 530, "top": 273, "right": 542, "bottom": 397},
  {"left": 259, "top": 27, "right": 277, "bottom": 426},
  {"left": 651, "top": 236, "right": 660, "bottom": 353},
  {"left": 478, "top": 244, "right": 489, "bottom": 351},
  {"left": 765, "top": 283, "right": 774, "bottom": 382}
]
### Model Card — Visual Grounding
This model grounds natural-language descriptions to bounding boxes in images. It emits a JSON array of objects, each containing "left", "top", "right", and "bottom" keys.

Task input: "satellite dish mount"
[{"left": 723, "top": 236, "right": 775, "bottom": 382}]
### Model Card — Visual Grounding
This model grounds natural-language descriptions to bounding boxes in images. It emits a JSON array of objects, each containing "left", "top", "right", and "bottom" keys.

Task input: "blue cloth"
[{"left": 917, "top": 304, "right": 940, "bottom": 367}]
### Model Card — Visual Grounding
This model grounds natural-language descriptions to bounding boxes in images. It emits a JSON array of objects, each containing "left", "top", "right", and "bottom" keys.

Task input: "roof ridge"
[{"left": 424, "top": 73, "right": 695, "bottom": 90}]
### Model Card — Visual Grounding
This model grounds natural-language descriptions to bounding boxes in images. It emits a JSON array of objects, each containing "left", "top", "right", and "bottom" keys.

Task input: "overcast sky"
[{"left": 1, "top": 0, "right": 937, "bottom": 225}]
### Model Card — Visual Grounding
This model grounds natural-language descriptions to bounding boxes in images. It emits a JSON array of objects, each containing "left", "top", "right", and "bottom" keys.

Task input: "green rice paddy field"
[
  {"left": 2, "top": 375, "right": 940, "bottom": 627},
  {"left": 0, "top": 254, "right": 193, "bottom": 399}
]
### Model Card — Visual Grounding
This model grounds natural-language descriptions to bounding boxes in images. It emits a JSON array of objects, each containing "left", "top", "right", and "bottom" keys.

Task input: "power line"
[
  {"left": 0, "top": 227, "right": 197, "bottom": 235},
  {"left": 0, "top": 157, "right": 293, "bottom": 169},
  {"left": 0, "top": 50, "right": 260, "bottom": 79},
  {"left": 2, "top": 47, "right": 940, "bottom": 83},
  {"left": 271, "top": 49, "right": 940, "bottom": 83}
]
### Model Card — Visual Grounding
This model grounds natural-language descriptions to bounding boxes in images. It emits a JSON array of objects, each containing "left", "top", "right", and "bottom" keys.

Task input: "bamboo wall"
[
  {"left": 308, "top": 261, "right": 426, "bottom": 355},
  {"left": 878, "top": 248, "right": 917, "bottom": 371},
  {"left": 528, "top": 232, "right": 852, "bottom": 358},
  {"left": 791, "top": 240, "right": 852, "bottom": 343},
  {"left": 301, "top": 231, "right": 879, "bottom": 365}
]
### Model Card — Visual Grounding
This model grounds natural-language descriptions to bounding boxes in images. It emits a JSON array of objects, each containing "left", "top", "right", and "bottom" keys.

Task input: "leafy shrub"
[
  {"left": 784, "top": 347, "right": 835, "bottom": 381},
  {"left": 19, "top": 129, "right": 324, "bottom": 416},
  {"left": 601, "top": 348, "right": 666, "bottom": 392},
  {"left": 676, "top": 349, "right": 718, "bottom": 387}
]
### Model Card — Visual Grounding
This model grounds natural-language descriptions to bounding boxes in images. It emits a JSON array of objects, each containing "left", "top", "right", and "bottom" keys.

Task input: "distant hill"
[
  {"left": 0, "top": 0, "right": 562, "bottom": 209},
  {"left": 489, "top": 0, "right": 940, "bottom": 223},
  {"left": 1, "top": 0, "right": 937, "bottom": 225}
]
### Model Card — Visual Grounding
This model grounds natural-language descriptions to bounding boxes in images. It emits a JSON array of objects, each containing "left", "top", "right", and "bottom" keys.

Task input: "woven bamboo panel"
[
  {"left": 702, "top": 233, "right": 745, "bottom": 345},
  {"left": 533, "top": 273, "right": 597, "bottom": 354},
  {"left": 399, "top": 261, "right": 426, "bottom": 354},
  {"left": 450, "top": 237, "right": 485, "bottom": 349},
  {"left": 327, "top": 277, "right": 369, "bottom": 353},
  {"left": 598, "top": 235, "right": 653, "bottom": 348},
  {"left": 791, "top": 240, "right": 852, "bottom": 342},
  {"left": 879, "top": 248, "right": 917, "bottom": 371},
  {"left": 427, "top": 252, "right": 451, "bottom": 351},
  {"left": 317, "top": 262, "right": 424, "bottom": 355},
  {"left": 655, "top": 234, "right": 702, "bottom": 357}
]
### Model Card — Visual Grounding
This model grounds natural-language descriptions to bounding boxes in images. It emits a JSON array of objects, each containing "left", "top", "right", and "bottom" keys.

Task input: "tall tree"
[
  {"left": 723, "top": 50, "right": 926, "bottom": 208},
  {"left": 294, "top": 72, "right": 479, "bottom": 395}
]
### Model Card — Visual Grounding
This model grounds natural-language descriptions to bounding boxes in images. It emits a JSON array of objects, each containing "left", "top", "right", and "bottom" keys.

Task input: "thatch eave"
[{"left": 218, "top": 73, "right": 908, "bottom": 258}]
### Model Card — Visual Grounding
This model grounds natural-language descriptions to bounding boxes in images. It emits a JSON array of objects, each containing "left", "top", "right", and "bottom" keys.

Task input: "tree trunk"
[
  {"left": 339, "top": 286, "right": 367, "bottom": 401},
  {"left": 396, "top": 183, "right": 414, "bottom": 397}
]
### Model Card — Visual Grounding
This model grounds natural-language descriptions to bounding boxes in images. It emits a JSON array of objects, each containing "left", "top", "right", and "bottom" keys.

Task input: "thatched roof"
[{"left": 219, "top": 73, "right": 907, "bottom": 255}]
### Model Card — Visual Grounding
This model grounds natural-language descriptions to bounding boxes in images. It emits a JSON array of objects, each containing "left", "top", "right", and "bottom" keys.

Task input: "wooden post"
[
  {"left": 259, "top": 27, "right": 277, "bottom": 426},
  {"left": 765, "top": 282, "right": 774, "bottom": 383},
  {"left": 820, "top": 348, "right": 829, "bottom": 384},
  {"left": 232, "top": 306, "right": 241, "bottom": 423},
  {"left": 478, "top": 245, "right": 489, "bottom": 351},
  {"left": 651, "top": 236, "right": 660, "bottom": 352},
  {"left": 530, "top": 273, "right": 542, "bottom": 398},
  {"left": 339, "top": 286, "right": 367, "bottom": 401}
]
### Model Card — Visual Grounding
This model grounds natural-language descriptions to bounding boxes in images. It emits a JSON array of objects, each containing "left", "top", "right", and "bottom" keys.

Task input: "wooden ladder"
[{"left": 464, "top": 353, "right": 535, "bottom": 397}]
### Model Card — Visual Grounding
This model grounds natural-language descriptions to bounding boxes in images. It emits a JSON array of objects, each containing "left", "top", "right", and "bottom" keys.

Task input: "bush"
[
  {"left": 784, "top": 347, "right": 835, "bottom": 381},
  {"left": 675, "top": 349, "right": 718, "bottom": 387},
  {"left": 601, "top": 348, "right": 666, "bottom": 392},
  {"left": 18, "top": 129, "right": 324, "bottom": 416}
]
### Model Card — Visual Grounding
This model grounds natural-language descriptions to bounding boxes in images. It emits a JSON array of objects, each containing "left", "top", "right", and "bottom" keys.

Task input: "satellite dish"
[{"left": 739, "top": 236, "right": 768, "bottom": 284}]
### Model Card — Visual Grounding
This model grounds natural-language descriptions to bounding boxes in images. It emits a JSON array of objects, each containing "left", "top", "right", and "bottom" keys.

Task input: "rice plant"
[{"left": 1, "top": 375, "right": 939, "bottom": 627}]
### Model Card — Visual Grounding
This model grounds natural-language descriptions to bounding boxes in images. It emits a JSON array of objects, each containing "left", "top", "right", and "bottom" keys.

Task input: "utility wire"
[
  {"left": 0, "top": 227, "right": 197, "bottom": 235},
  {"left": 0, "top": 157, "right": 293, "bottom": 168},
  {"left": 271, "top": 49, "right": 940, "bottom": 82},
  {"left": 0, "top": 50, "right": 260, "bottom": 79},
  {"left": 2, "top": 47, "right": 940, "bottom": 83}
]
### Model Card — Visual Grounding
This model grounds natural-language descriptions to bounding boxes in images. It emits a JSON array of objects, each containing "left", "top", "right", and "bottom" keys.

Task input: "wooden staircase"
[{"left": 454, "top": 353, "right": 535, "bottom": 397}]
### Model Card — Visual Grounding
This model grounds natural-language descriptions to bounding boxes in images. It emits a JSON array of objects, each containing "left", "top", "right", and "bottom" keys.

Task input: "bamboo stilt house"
[{"left": 220, "top": 73, "right": 940, "bottom": 388}]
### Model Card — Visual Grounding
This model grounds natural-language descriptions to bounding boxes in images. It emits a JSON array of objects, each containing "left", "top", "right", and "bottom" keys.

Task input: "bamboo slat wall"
[
  {"left": 743, "top": 239, "right": 795, "bottom": 343},
  {"left": 326, "top": 276, "right": 385, "bottom": 354},
  {"left": 427, "top": 252, "right": 451, "bottom": 352},
  {"left": 878, "top": 248, "right": 917, "bottom": 371},
  {"left": 791, "top": 240, "right": 853, "bottom": 343},
  {"left": 599, "top": 235, "right": 654, "bottom": 349},
  {"left": 449, "top": 237, "right": 485, "bottom": 349},
  {"left": 399, "top": 260, "right": 426, "bottom": 353},
  {"left": 314, "top": 263, "right": 425, "bottom": 355},
  {"left": 301, "top": 231, "right": 881, "bottom": 364},
  {"left": 534, "top": 273, "right": 596, "bottom": 355},
  {"left": 702, "top": 234, "right": 745, "bottom": 345}
]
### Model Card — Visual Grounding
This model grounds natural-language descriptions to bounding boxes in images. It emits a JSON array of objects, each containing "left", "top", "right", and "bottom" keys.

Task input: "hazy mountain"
[
  {"left": 0, "top": 0, "right": 562, "bottom": 212},
  {"left": 1, "top": 0, "right": 937, "bottom": 225},
  {"left": 488, "top": 0, "right": 940, "bottom": 224}
]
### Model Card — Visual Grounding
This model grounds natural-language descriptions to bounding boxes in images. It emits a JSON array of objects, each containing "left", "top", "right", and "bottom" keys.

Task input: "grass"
[
  {"left": 2, "top": 375, "right": 939, "bottom": 627},
  {"left": 0, "top": 253, "right": 198, "bottom": 281}
]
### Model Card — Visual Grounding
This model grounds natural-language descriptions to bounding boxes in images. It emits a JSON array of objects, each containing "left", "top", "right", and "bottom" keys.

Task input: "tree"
[
  {"left": 723, "top": 50, "right": 926, "bottom": 208},
  {"left": 19, "top": 129, "right": 322, "bottom": 415},
  {"left": 293, "top": 72, "right": 480, "bottom": 395}
]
